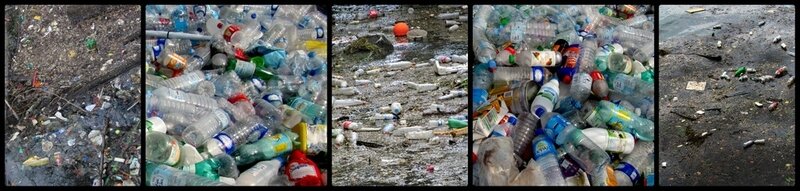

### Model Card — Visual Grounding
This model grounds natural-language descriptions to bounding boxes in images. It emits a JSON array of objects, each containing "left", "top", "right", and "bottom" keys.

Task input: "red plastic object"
[
  {"left": 227, "top": 93, "right": 250, "bottom": 104},
  {"left": 369, "top": 10, "right": 378, "bottom": 19},
  {"left": 285, "top": 150, "right": 323, "bottom": 186}
]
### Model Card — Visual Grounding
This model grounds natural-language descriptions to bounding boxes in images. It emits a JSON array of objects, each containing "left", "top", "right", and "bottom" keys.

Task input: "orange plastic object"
[{"left": 393, "top": 21, "right": 409, "bottom": 37}]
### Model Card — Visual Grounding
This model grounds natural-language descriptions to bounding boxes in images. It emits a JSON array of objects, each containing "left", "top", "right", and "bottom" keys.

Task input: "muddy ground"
[
  {"left": 331, "top": 5, "right": 468, "bottom": 186},
  {"left": 5, "top": 5, "right": 141, "bottom": 186},
  {"left": 658, "top": 5, "right": 795, "bottom": 186}
]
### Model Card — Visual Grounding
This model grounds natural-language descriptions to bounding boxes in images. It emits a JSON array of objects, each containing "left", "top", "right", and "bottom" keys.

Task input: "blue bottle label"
[
  {"left": 252, "top": 123, "right": 270, "bottom": 140},
  {"left": 213, "top": 133, "right": 235, "bottom": 154},
  {"left": 532, "top": 138, "right": 557, "bottom": 160},
  {"left": 615, "top": 162, "right": 640, "bottom": 184},
  {"left": 544, "top": 114, "right": 567, "bottom": 140}
]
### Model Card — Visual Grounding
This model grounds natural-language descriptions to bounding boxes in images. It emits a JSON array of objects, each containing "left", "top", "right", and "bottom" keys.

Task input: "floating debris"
[
  {"left": 23, "top": 156, "right": 49, "bottom": 167},
  {"left": 743, "top": 140, "right": 754, "bottom": 148},
  {"left": 686, "top": 7, "right": 705, "bottom": 14},
  {"left": 754, "top": 102, "right": 764, "bottom": 107},
  {"left": 686, "top": 81, "right": 706, "bottom": 91},
  {"left": 768, "top": 102, "right": 779, "bottom": 111},
  {"left": 780, "top": 43, "right": 787, "bottom": 50},
  {"left": 773, "top": 35, "right": 782, "bottom": 43},
  {"left": 775, "top": 66, "right": 787, "bottom": 77},
  {"left": 720, "top": 71, "right": 730, "bottom": 80},
  {"left": 758, "top": 21, "right": 766, "bottom": 26},
  {"left": 754, "top": 139, "right": 766, "bottom": 144},
  {"left": 661, "top": 162, "right": 668, "bottom": 168}
]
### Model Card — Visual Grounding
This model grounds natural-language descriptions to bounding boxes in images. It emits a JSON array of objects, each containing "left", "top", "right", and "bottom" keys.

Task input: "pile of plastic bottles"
[
  {"left": 144, "top": 5, "right": 328, "bottom": 186},
  {"left": 471, "top": 5, "right": 655, "bottom": 186}
]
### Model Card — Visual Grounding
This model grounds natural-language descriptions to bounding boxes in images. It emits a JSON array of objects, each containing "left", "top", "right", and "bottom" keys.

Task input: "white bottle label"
[{"left": 288, "top": 162, "right": 317, "bottom": 180}]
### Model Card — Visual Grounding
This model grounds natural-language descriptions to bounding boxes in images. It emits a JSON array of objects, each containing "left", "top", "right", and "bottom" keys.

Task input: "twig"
[
  {"left": 125, "top": 101, "right": 138, "bottom": 111},
  {"left": 36, "top": 88, "right": 89, "bottom": 114},
  {"left": 5, "top": 99, "right": 20, "bottom": 120},
  {"left": 670, "top": 110, "right": 698, "bottom": 121}
]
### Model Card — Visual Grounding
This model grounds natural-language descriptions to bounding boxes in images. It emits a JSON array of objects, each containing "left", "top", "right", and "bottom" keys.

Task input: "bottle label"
[
  {"left": 234, "top": 60, "right": 256, "bottom": 78},
  {"left": 163, "top": 53, "right": 187, "bottom": 70},
  {"left": 544, "top": 114, "right": 567, "bottom": 139},
  {"left": 288, "top": 162, "right": 318, "bottom": 180},
  {"left": 531, "top": 67, "right": 545, "bottom": 83},
  {"left": 213, "top": 133, "right": 235, "bottom": 154},
  {"left": 532, "top": 51, "right": 557, "bottom": 66},
  {"left": 532, "top": 138, "right": 557, "bottom": 160},
  {"left": 222, "top": 25, "right": 240, "bottom": 42},
  {"left": 251, "top": 123, "right": 270, "bottom": 140},
  {"left": 606, "top": 129, "right": 629, "bottom": 153},
  {"left": 315, "top": 26, "right": 325, "bottom": 39},
  {"left": 559, "top": 154, "right": 582, "bottom": 178},
  {"left": 165, "top": 138, "right": 181, "bottom": 166},
  {"left": 269, "top": 134, "right": 289, "bottom": 154},
  {"left": 615, "top": 162, "right": 640, "bottom": 184}
]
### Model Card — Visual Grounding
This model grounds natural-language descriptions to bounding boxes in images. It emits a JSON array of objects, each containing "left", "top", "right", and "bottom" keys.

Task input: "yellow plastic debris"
[
  {"left": 34, "top": 15, "right": 42, "bottom": 21},
  {"left": 68, "top": 50, "right": 77, "bottom": 59},
  {"left": 23, "top": 156, "right": 49, "bottom": 167},
  {"left": 292, "top": 122, "right": 308, "bottom": 153}
]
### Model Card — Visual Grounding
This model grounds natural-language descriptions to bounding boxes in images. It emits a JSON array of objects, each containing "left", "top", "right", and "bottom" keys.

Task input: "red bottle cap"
[
  {"left": 590, "top": 70, "right": 604, "bottom": 81},
  {"left": 369, "top": 10, "right": 378, "bottom": 19},
  {"left": 234, "top": 47, "right": 249, "bottom": 61},
  {"left": 227, "top": 93, "right": 250, "bottom": 104}
]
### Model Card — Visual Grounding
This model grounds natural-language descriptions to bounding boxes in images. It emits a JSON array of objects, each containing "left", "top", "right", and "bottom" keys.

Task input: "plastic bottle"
[
  {"left": 557, "top": 45, "right": 581, "bottom": 84},
  {"left": 146, "top": 162, "right": 228, "bottom": 186},
  {"left": 181, "top": 108, "right": 231, "bottom": 147},
  {"left": 578, "top": 40, "right": 598, "bottom": 73},
  {"left": 160, "top": 70, "right": 209, "bottom": 91},
  {"left": 493, "top": 66, "right": 550, "bottom": 85},
  {"left": 234, "top": 132, "right": 296, "bottom": 166},
  {"left": 590, "top": 70, "right": 609, "bottom": 98},
  {"left": 516, "top": 50, "right": 563, "bottom": 67},
  {"left": 236, "top": 159, "right": 284, "bottom": 186},
  {"left": 205, "top": 116, "right": 269, "bottom": 156},
  {"left": 583, "top": 100, "right": 654, "bottom": 141},
  {"left": 510, "top": 112, "right": 538, "bottom": 162},
  {"left": 614, "top": 141, "right": 653, "bottom": 186},
  {"left": 570, "top": 72, "right": 593, "bottom": 102},
  {"left": 581, "top": 127, "right": 636, "bottom": 154},
  {"left": 504, "top": 80, "right": 539, "bottom": 114},
  {"left": 152, "top": 87, "right": 219, "bottom": 110},
  {"left": 289, "top": 97, "right": 326, "bottom": 125},
  {"left": 285, "top": 150, "right": 323, "bottom": 186},
  {"left": 406, "top": 130, "right": 434, "bottom": 140},
  {"left": 607, "top": 53, "right": 633, "bottom": 74},
  {"left": 146, "top": 117, "right": 167, "bottom": 134},
  {"left": 146, "top": 132, "right": 181, "bottom": 166},
  {"left": 530, "top": 79, "right": 560, "bottom": 118},
  {"left": 531, "top": 135, "right": 567, "bottom": 186}
]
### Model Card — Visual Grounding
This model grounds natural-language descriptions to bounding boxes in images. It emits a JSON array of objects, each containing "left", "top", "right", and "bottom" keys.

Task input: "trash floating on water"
[{"left": 686, "top": 81, "right": 706, "bottom": 91}]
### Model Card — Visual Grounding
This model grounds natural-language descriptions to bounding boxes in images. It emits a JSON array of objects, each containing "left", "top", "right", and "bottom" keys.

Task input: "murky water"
[{"left": 331, "top": 5, "right": 468, "bottom": 186}]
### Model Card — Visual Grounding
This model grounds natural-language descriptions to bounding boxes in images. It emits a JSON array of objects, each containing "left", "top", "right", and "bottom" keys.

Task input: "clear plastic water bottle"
[
  {"left": 146, "top": 162, "right": 228, "bottom": 186},
  {"left": 511, "top": 112, "right": 539, "bottom": 162},
  {"left": 570, "top": 72, "right": 592, "bottom": 102},
  {"left": 296, "top": 26, "right": 326, "bottom": 41},
  {"left": 614, "top": 141, "right": 653, "bottom": 186},
  {"left": 160, "top": 70, "right": 210, "bottom": 91},
  {"left": 531, "top": 134, "right": 567, "bottom": 186},
  {"left": 181, "top": 108, "right": 230, "bottom": 147},
  {"left": 152, "top": 87, "right": 219, "bottom": 110},
  {"left": 205, "top": 116, "right": 270, "bottom": 156},
  {"left": 146, "top": 132, "right": 182, "bottom": 166},
  {"left": 578, "top": 40, "right": 598, "bottom": 73}
]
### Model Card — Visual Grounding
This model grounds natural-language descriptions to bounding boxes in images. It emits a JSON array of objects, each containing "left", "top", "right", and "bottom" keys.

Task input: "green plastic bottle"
[
  {"left": 226, "top": 58, "right": 275, "bottom": 82},
  {"left": 447, "top": 118, "right": 468, "bottom": 129},
  {"left": 234, "top": 132, "right": 297, "bottom": 166}
]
